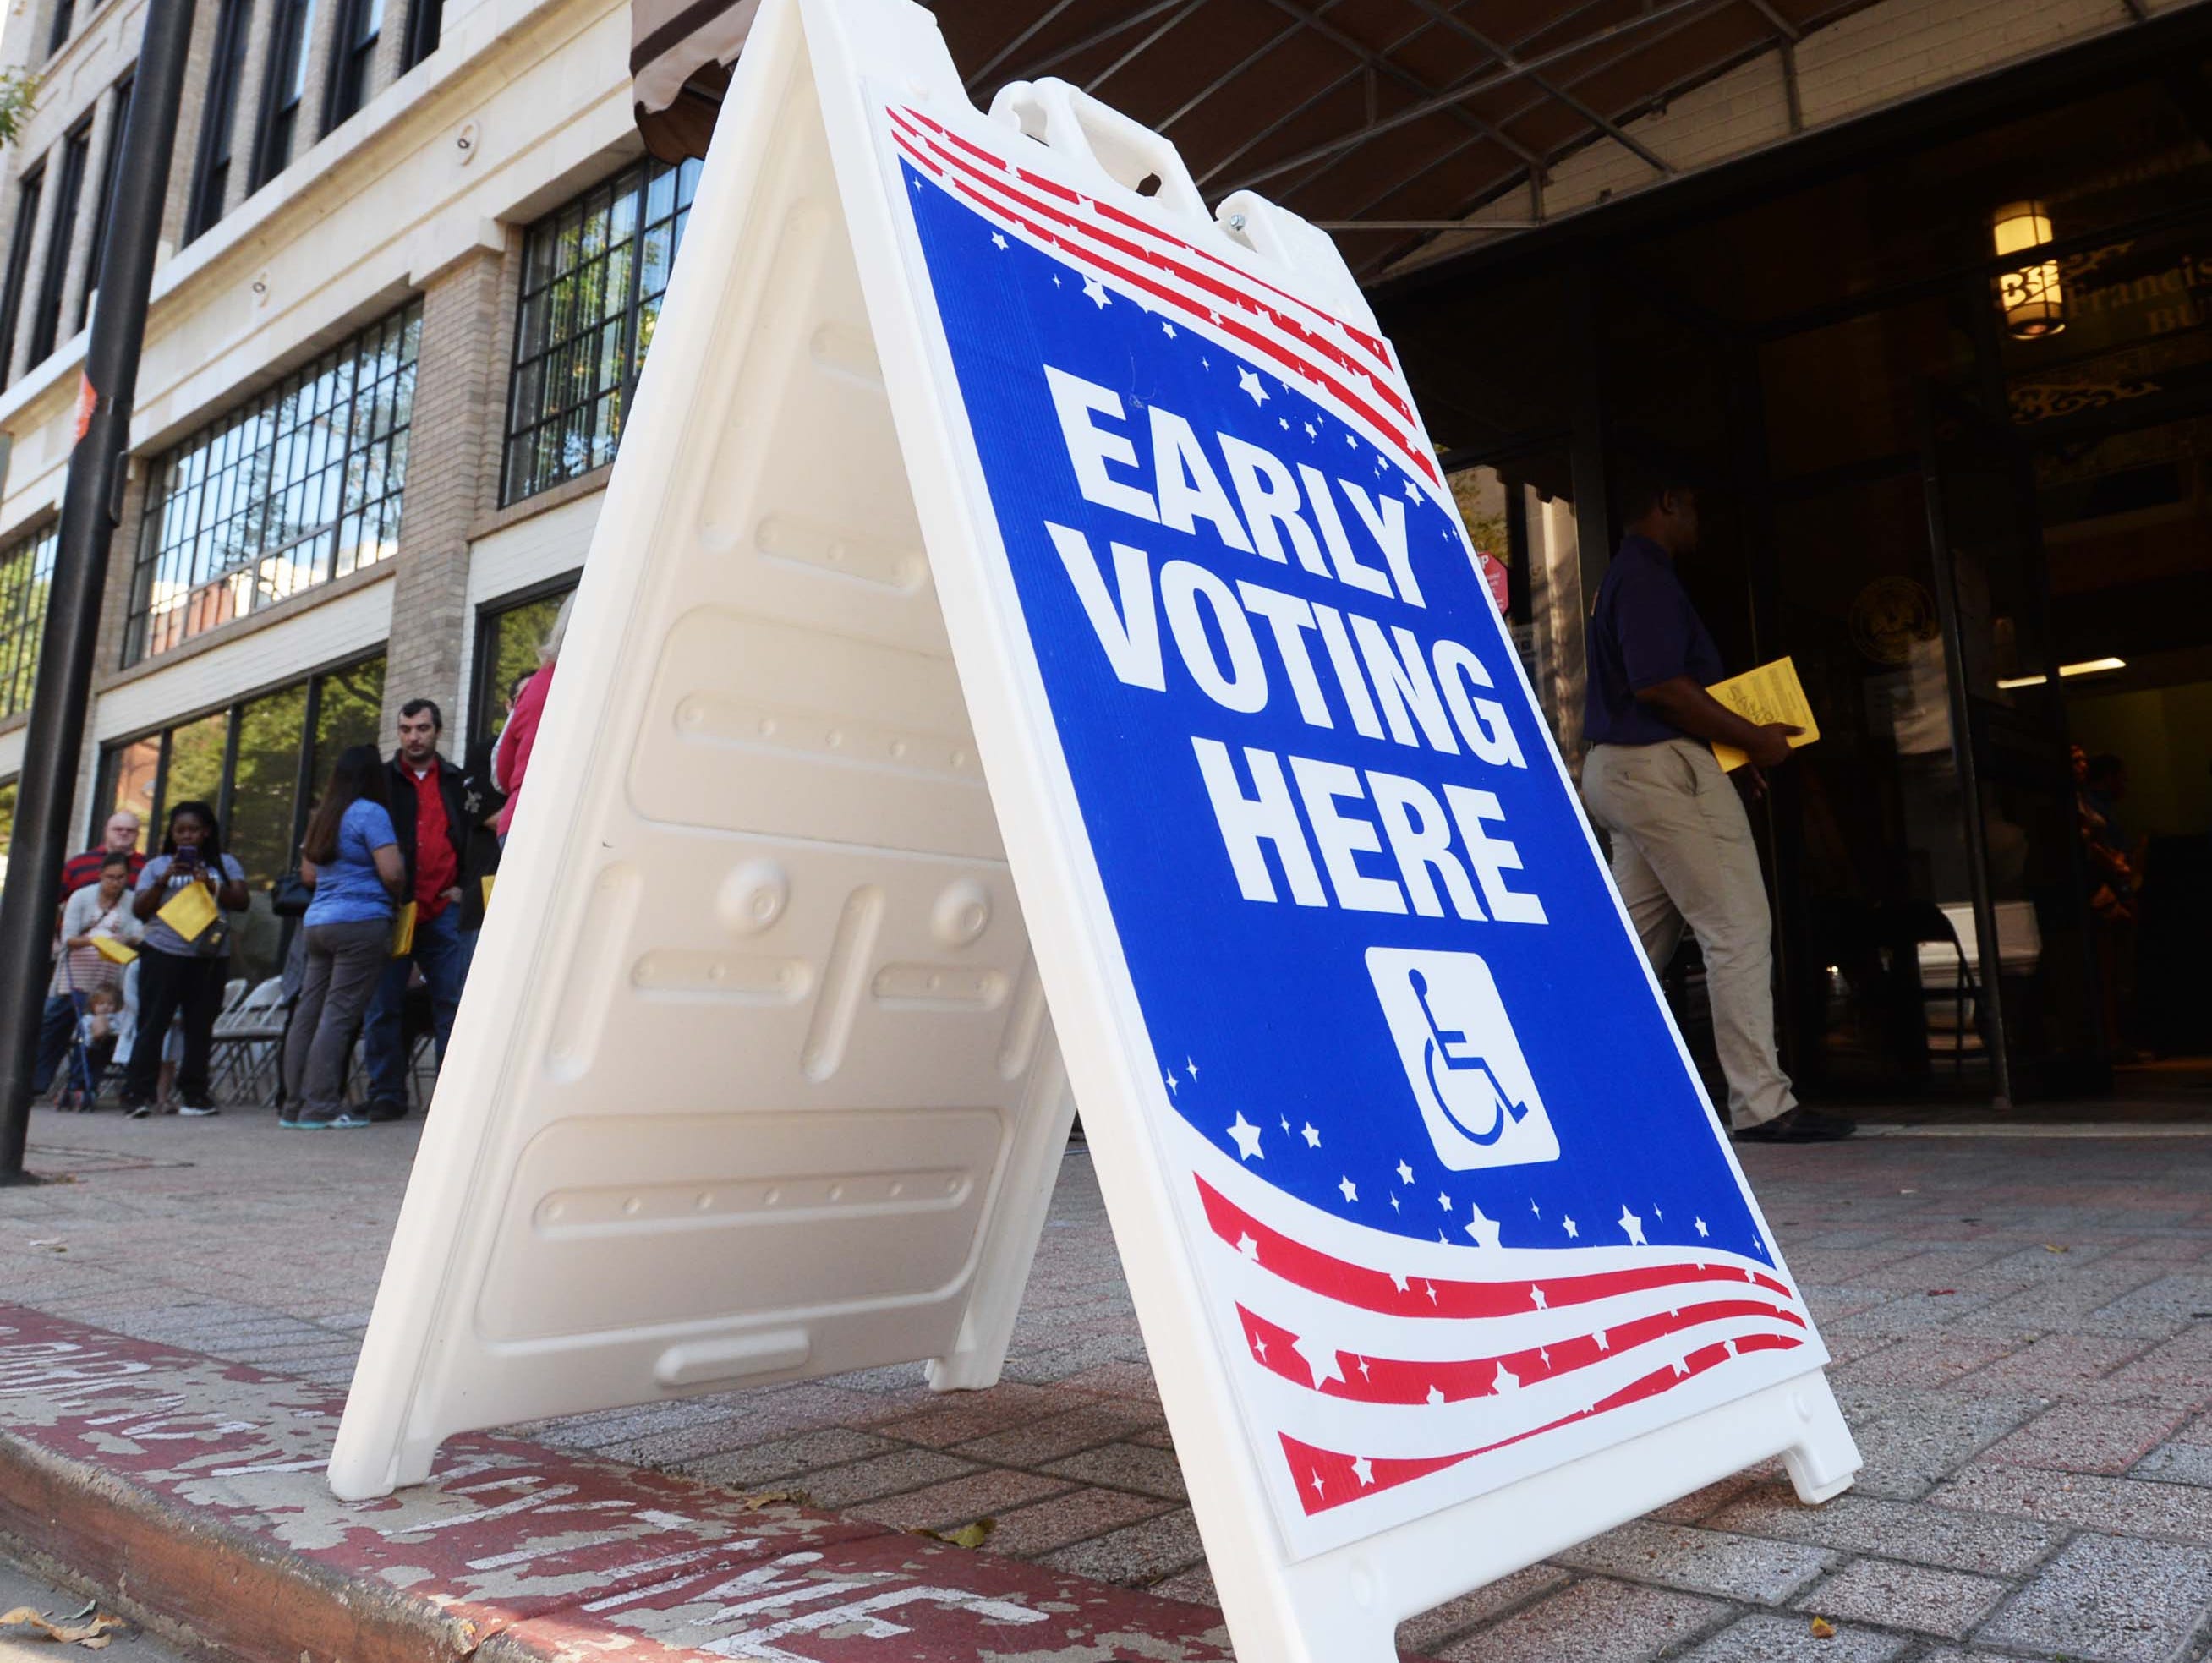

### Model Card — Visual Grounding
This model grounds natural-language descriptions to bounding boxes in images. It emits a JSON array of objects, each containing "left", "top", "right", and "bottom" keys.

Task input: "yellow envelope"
[
  {"left": 1708, "top": 656, "right": 1820, "bottom": 773},
  {"left": 91, "top": 935, "right": 138, "bottom": 966},
  {"left": 391, "top": 901, "right": 417, "bottom": 957},
  {"left": 156, "top": 881, "right": 219, "bottom": 944},
  {"left": 481, "top": 874, "right": 496, "bottom": 907}
]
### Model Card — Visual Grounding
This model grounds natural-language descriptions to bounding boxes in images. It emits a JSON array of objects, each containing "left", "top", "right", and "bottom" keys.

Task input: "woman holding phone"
[{"left": 123, "top": 801, "right": 249, "bottom": 1118}]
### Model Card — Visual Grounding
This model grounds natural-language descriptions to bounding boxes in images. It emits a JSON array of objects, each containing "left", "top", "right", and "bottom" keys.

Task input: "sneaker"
[
  {"left": 125, "top": 1101, "right": 151, "bottom": 1119},
  {"left": 178, "top": 1102, "right": 221, "bottom": 1117},
  {"left": 1733, "top": 1107, "right": 1856, "bottom": 1144},
  {"left": 294, "top": 1105, "right": 369, "bottom": 1130},
  {"left": 364, "top": 1100, "right": 408, "bottom": 1124}
]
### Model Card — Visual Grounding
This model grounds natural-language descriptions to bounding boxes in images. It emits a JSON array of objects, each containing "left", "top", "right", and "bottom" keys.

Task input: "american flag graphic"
[{"left": 884, "top": 100, "right": 1827, "bottom": 1555}]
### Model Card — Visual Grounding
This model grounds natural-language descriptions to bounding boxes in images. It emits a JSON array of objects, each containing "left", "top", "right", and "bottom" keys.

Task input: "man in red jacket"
[{"left": 359, "top": 699, "right": 474, "bottom": 1122}]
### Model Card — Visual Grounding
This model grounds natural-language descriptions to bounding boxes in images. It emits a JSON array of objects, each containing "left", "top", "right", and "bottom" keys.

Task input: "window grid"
[
  {"left": 501, "top": 155, "right": 700, "bottom": 505},
  {"left": 0, "top": 523, "right": 57, "bottom": 719},
  {"left": 129, "top": 303, "right": 419, "bottom": 664}
]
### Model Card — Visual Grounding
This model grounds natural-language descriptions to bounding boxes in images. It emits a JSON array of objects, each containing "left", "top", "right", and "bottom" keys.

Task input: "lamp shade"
[{"left": 1992, "top": 200, "right": 2065, "bottom": 339}]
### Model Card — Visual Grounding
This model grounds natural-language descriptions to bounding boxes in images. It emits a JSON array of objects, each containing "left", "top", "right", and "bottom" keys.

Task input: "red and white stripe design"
[
  {"left": 885, "top": 104, "right": 1442, "bottom": 491},
  {"left": 1192, "top": 1173, "right": 1811, "bottom": 1518}
]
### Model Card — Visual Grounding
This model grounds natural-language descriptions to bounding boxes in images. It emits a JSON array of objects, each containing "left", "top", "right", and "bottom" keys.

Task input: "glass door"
[{"left": 1921, "top": 391, "right": 2103, "bottom": 1103}]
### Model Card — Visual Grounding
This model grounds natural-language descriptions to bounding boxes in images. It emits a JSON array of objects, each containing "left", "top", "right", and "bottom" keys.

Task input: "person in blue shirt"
[
  {"left": 1580, "top": 471, "right": 1853, "bottom": 1145},
  {"left": 282, "top": 746, "right": 407, "bottom": 1130}
]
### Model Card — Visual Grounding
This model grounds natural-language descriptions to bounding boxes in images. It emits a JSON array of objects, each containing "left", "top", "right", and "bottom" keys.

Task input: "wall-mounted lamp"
[{"left": 1993, "top": 200, "right": 2065, "bottom": 339}]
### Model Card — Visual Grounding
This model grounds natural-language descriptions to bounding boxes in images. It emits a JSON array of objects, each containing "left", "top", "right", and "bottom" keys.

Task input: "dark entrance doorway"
[{"left": 1378, "top": 17, "right": 2212, "bottom": 1110}]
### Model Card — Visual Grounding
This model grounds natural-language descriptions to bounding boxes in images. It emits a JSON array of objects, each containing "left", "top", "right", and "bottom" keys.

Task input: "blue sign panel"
[{"left": 888, "top": 104, "right": 1821, "bottom": 1552}]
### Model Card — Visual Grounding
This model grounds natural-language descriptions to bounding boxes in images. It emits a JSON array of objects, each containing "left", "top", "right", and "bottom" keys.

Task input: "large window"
[
  {"left": 501, "top": 156, "right": 701, "bottom": 505},
  {"left": 79, "top": 75, "right": 133, "bottom": 335},
  {"left": 0, "top": 524, "right": 57, "bottom": 720},
  {"left": 27, "top": 118, "right": 90, "bottom": 365},
  {"left": 129, "top": 302, "right": 419, "bottom": 662},
  {"left": 0, "top": 167, "right": 45, "bottom": 386},
  {"left": 184, "top": 0, "right": 252, "bottom": 242},
  {"left": 95, "top": 656, "right": 385, "bottom": 982}
]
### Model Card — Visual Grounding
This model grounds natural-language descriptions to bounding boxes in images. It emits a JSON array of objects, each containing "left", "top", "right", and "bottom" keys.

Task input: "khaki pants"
[{"left": 1581, "top": 738, "right": 1795, "bottom": 1129}]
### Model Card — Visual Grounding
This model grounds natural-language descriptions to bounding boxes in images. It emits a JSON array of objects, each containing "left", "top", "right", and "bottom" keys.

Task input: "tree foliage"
[{"left": 0, "top": 70, "right": 39, "bottom": 149}]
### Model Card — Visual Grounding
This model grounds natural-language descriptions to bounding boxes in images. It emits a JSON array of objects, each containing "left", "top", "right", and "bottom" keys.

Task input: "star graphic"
[
  {"left": 1052, "top": 274, "right": 1061, "bottom": 287},
  {"left": 1344, "top": 433, "right": 1357, "bottom": 448},
  {"left": 1303, "top": 422, "right": 1317, "bottom": 438},
  {"left": 1237, "top": 367, "right": 1269, "bottom": 405},
  {"left": 1530, "top": 1200, "right": 1541, "bottom": 1217},
  {"left": 1356, "top": 1356, "right": 1371, "bottom": 1380},
  {"left": 1251, "top": 1333, "right": 1268, "bottom": 1361},
  {"left": 1278, "top": 417, "right": 1290, "bottom": 429},
  {"left": 1389, "top": 1195, "right": 1399, "bottom": 1212},
  {"left": 1695, "top": 1217, "right": 1709, "bottom": 1238},
  {"left": 1404, "top": 479, "right": 1421, "bottom": 501},
  {"left": 1618, "top": 1206, "right": 1647, "bottom": 1247},
  {"left": 1654, "top": 1206, "right": 1664, "bottom": 1222},
  {"left": 1311, "top": 1470, "right": 1326, "bottom": 1497},
  {"left": 990, "top": 232, "right": 1008, "bottom": 249},
  {"left": 1339, "top": 1176, "right": 1358, "bottom": 1203},
  {"left": 1438, "top": 1193, "right": 1452, "bottom": 1212},
  {"left": 1226, "top": 1113, "right": 1263, "bottom": 1162},
  {"left": 1595, "top": 1329, "right": 1608, "bottom": 1351},
  {"left": 1397, "top": 1161, "right": 1415, "bottom": 1184},
  {"left": 1426, "top": 1384, "right": 1445, "bottom": 1406},
  {"left": 1082, "top": 275, "right": 1109, "bottom": 308},
  {"left": 1161, "top": 321, "right": 1176, "bottom": 338},
  {"left": 1671, "top": 1356, "right": 1690, "bottom": 1378},
  {"left": 910, "top": 177, "right": 922, "bottom": 189},
  {"left": 1562, "top": 1216, "right": 1579, "bottom": 1239},
  {"left": 1530, "top": 1285, "right": 1547, "bottom": 1310},
  {"left": 1185, "top": 1058, "right": 1198, "bottom": 1080},
  {"left": 1540, "top": 1346, "right": 1552, "bottom": 1368},
  {"left": 1292, "top": 1332, "right": 1345, "bottom": 1390},
  {"left": 1465, "top": 1204, "right": 1503, "bottom": 1250},
  {"left": 1236, "top": 1233, "right": 1260, "bottom": 1262},
  {"left": 1388, "top": 1271, "right": 1409, "bottom": 1293},
  {"left": 1352, "top": 1455, "right": 1375, "bottom": 1487},
  {"left": 1280, "top": 1115, "right": 1291, "bottom": 1134},
  {"left": 1425, "top": 1281, "right": 1437, "bottom": 1304},
  {"left": 1302, "top": 1123, "right": 1321, "bottom": 1148},
  {"left": 1725, "top": 1338, "right": 1738, "bottom": 1358},
  {"left": 1493, "top": 1363, "right": 1519, "bottom": 1394},
  {"left": 1163, "top": 1070, "right": 1177, "bottom": 1094}
]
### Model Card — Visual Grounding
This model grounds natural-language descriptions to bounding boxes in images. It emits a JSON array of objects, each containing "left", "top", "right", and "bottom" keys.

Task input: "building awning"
[{"left": 632, "top": 1, "right": 1879, "bottom": 269}]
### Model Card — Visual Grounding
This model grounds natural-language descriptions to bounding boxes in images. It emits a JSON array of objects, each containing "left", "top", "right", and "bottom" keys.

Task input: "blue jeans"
[
  {"left": 32, "top": 992, "right": 84, "bottom": 1093},
  {"left": 361, "top": 905, "right": 473, "bottom": 1108}
]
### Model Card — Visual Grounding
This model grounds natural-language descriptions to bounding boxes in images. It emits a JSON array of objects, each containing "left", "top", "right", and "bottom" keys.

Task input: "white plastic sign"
[{"left": 334, "top": 3, "right": 1859, "bottom": 1655}]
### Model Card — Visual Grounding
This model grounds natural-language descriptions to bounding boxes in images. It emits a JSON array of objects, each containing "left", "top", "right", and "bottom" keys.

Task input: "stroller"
[{"left": 49, "top": 960, "right": 127, "bottom": 1112}]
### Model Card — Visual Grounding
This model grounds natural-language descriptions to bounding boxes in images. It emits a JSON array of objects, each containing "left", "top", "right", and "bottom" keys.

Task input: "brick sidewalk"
[{"left": 3, "top": 1108, "right": 2210, "bottom": 1660}]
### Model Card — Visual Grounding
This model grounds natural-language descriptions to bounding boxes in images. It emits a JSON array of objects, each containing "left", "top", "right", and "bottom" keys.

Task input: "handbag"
[{"left": 271, "top": 872, "right": 315, "bottom": 916}]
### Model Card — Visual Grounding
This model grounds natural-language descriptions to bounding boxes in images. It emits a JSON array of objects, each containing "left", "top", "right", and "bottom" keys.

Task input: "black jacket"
[{"left": 386, "top": 752, "right": 472, "bottom": 899}]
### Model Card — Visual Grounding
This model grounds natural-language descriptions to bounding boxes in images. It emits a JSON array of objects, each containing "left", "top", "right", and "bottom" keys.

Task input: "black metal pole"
[{"left": 0, "top": 0, "right": 196, "bottom": 1181}]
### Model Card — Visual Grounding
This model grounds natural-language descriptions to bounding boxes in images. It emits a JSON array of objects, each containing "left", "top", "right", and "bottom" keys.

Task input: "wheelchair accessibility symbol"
[{"left": 1366, "top": 947, "right": 1561, "bottom": 1172}]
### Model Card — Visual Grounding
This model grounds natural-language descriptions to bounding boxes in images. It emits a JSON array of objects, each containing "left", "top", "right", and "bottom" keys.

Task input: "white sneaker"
[{"left": 178, "top": 1103, "right": 221, "bottom": 1117}]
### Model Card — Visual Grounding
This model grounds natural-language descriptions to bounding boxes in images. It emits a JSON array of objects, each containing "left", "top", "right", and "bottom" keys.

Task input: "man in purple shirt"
[{"left": 1580, "top": 472, "right": 1852, "bottom": 1144}]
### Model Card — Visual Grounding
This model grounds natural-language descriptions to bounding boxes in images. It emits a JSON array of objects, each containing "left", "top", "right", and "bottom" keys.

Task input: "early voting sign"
[{"left": 334, "top": 2, "right": 1858, "bottom": 1655}]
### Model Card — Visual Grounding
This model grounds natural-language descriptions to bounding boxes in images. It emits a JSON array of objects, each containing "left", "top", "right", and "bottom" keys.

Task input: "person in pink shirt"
[{"left": 492, "top": 592, "right": 572, "bottom": 844}]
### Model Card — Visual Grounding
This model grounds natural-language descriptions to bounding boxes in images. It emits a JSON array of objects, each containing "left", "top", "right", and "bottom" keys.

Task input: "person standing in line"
[
  {"left": 1577, "top": 472, "right": 1853, "bottom": 1145},
  {"left": 122, "top": 801, "right": 248, "bottom": 1119},
  {"left": 32, "top": 851, "right": 142, "bottom": 1095},
  {"left": 492, "top": 593, "right": 572, "bottom": 848},
  {"left": 282, "top": 746, "right": 407, "bottom": 1130},
  {"left": 359, "top": 699, "right": 473, "bottom": 1122}
]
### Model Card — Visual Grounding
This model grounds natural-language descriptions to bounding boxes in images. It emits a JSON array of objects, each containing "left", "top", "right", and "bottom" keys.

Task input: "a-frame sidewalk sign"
[{"left": 330, "top": 0, "right": 1860, "bottom": 1652}]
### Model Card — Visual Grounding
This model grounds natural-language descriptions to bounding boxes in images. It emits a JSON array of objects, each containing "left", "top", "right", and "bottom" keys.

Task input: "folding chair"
[{"left": 208, "top": 977, "right": 292, "bottom": 1106}]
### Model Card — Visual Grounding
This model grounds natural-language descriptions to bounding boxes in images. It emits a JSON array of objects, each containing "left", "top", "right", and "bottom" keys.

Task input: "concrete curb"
[{"left": 0, "top": 1305, "right": 1257, "bottom": 1662}]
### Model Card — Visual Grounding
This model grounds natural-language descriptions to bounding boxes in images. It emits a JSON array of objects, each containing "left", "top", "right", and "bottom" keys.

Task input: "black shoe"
[
  {"left": 364, "top": 1100, "right": 408, "bottom": 1123},
  {"left": 1734, "top": 1107, "right": 1856, "bottom": 1144}
]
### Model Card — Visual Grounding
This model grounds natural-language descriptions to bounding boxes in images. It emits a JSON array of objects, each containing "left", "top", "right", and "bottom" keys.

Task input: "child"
[{"left": 61, "top": 984, "right": 128, "bottom": 1110}]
